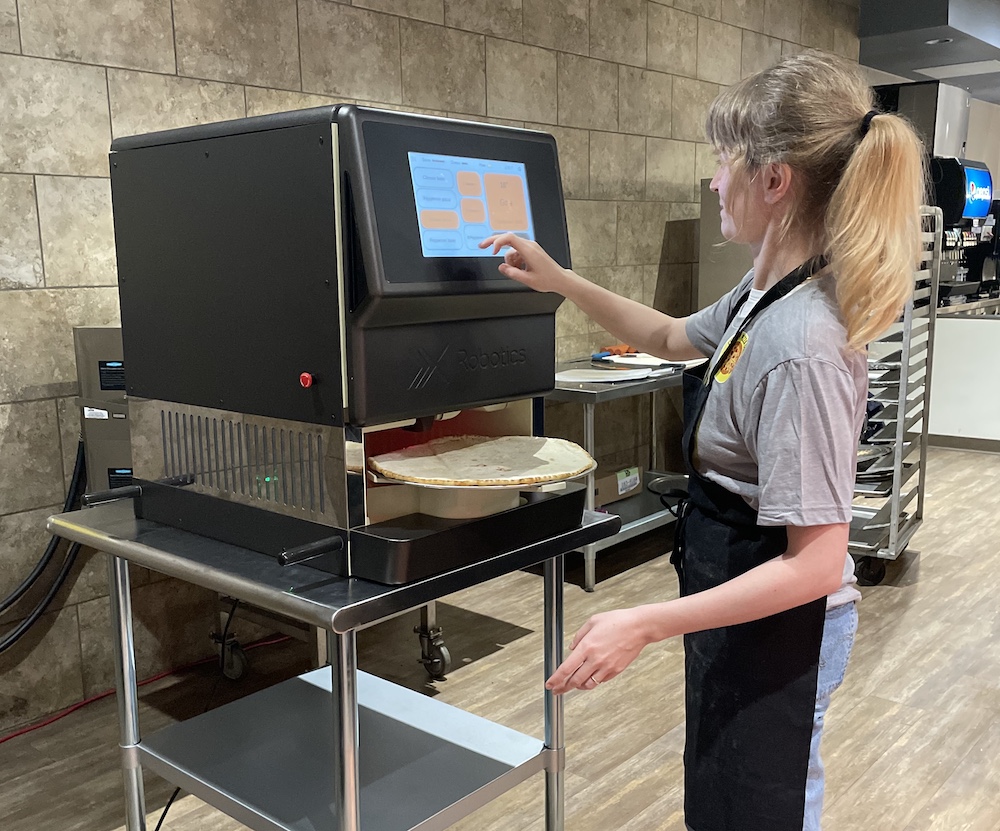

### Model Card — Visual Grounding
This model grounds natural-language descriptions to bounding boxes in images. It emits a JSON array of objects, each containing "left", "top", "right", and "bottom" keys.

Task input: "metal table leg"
[
  {"left": 108, "top": 554, "right": 147, "bottom": 831},
  {"left": 543, "top": 555, "right": 565, "bottom": 830},
  {"left": 328, "top": 631, "right": 361, "bottom": 831},
  {"left": 582, "top": 402, "right": 597, "bottom": 591}
]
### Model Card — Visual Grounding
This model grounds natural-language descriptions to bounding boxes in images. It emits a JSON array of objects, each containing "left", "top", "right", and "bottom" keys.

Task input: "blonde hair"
[{"left": 705, "top": 51, "right": 927, "bottom": 349}]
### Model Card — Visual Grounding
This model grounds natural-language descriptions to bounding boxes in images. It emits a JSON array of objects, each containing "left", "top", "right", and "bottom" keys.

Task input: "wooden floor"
[{"left": 2, "top": 447, "right": 999, "bottom": 831}]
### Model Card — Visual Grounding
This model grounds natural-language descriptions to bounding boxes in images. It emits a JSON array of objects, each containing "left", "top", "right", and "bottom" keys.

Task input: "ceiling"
[{"left": 860, "top": 0, "right": 1000, "bottom": 104}]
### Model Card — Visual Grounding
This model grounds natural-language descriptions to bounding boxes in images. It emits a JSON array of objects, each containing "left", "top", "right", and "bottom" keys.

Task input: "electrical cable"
[{"left": 0, "top": 438, "right": 86, "bottom": 616}]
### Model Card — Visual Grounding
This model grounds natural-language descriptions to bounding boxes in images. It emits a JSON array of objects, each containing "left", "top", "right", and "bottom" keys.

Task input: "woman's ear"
[{"left": 761, "top": 162, "right": 795, "bottom": 205}]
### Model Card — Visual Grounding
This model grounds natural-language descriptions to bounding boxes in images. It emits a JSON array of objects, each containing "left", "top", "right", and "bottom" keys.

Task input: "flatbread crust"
[{"left": 368, "top": 435, "right": 595, "bottom": 487}]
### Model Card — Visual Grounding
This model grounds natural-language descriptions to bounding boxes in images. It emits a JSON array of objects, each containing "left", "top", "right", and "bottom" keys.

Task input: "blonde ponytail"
[
  {"left": 706, "top": 51, "right": 927, "bottom": 350},
  {"left": 828, "top": 114, "right": 926, "bottom": 349}
]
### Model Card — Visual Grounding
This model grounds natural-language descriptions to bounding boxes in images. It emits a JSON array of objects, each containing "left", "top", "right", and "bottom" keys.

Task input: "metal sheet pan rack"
[
  {"left": 47, "top": 500, "right": 620, "bottom": 831},
  {"left": 851, "top": 206, "right": 942, "bottom": 585}
]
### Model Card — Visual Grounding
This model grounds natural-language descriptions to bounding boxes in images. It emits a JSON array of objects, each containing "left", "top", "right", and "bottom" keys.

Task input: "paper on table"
[{"left": 599, "top": 353, "right": 706, "bottom": 369}]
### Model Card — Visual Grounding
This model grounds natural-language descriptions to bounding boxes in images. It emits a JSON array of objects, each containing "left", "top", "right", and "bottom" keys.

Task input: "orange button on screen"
[
  {"left": 461, "top": 199, "right": 486, "bottom": 223},
  {"left": 457, "top": 170, "right": 482, "bottom": 196},
  {"left": 419, "top": 209, "right": 460, "bottom": 230},
  {"left": 484, "top": 173, "right": 529, "bottom": 231}
]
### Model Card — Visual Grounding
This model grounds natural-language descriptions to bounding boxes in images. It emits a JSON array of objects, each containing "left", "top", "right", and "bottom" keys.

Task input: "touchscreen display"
[
  {"left": 407, "top": 151, "right": 536, "bottom": 257},
  {"left": 963, "top": 165, "right": 992, "bottom": 219}
]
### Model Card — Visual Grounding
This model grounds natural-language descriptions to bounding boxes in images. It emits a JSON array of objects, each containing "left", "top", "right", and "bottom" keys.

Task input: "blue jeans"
[
  {"left": 803, "top": 601, "right": 858, "bottom": 830},
  {"left": 686, "top": 601, "right": 858, "bottom": 831}
]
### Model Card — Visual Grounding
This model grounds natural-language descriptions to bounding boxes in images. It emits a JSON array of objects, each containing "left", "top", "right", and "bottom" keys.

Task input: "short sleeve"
[
  {"left": 685, "top": 270, "right": 754, "bottom": 356},
  {"left": 748, "top": 358, "right": 861, "bottom": 527}
]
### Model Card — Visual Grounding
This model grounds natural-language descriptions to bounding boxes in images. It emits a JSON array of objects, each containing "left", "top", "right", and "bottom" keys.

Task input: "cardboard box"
[{"left": 594, "top": 465, "right": 643, "bottom": 507}]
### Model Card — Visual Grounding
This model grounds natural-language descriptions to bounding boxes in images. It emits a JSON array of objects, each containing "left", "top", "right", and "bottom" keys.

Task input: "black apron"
[{"left": 672, "top": 258, "right": 828, "bottom": 831}]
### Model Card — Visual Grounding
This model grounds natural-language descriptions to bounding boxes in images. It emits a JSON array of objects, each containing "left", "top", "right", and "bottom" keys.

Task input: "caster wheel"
[
  {"left": 421, "top": 641, "right": 452, "bottom": 680},
  {"left": 222, "top": 642, "right": 248, "bottom": 680},
  {"left": 855, "top": 556, "right": 886, "bottom": 587}
]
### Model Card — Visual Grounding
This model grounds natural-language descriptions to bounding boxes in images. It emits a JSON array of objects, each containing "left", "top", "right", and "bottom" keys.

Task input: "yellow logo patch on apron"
[{"left": 714, "top": 332, "right": 749, "bottom": 384}]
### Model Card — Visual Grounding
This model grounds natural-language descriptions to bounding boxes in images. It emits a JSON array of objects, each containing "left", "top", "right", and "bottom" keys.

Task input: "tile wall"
[{"left": 0, "top": 0, "right": 860, "bottom": 730}]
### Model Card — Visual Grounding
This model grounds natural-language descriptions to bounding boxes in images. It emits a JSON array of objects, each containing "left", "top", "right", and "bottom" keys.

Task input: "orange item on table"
[{"left": 600, "top": 344, "right": 638, "bottom": 356}]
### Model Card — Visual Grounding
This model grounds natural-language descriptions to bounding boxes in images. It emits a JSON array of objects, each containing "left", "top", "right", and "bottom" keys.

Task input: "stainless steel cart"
[
  {"left": 48, "top": 501, "right": 620, "bottom": 831},
  {"left": 548, "top": 368, "right": 685, "bottom": 591}
]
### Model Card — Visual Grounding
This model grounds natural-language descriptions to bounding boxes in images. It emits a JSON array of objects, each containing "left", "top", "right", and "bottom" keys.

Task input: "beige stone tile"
[
  {"left": 523, "top": 0, "right": 588, "bottom": 57},
  {"left": 646, "top": 138, "right": 696, "bottom": 202},
  {"left": 671, "top": 76, "right": 719, "bottom": 142},
  {"left": 589, "top": 132, "right": 645, "bottom": 201},
  {"left": 0, "top": 506, "right": 62, "bottom": 611},
  {"left": 565, "top": 199, "right": 617, "bottom": 267},
  {"left": 18, "top": 0, "right": 174, "bottom": 73},
  {"left": 556, "top": 294, "right": 591, "bottom": 339},
  {"left": 36, "top": 176, "right": 117, "bottom": 288},
  {"left": 526, "top": 123, "right": 589, "bottom": 199},
  {"left": 558, "top": 53, "right": 618, "bottom": 132},
  {"left": 55, "top": 396, "right": 81, "bottom": 493},
  {"left": 617, "top": 201, "right": 670, "bottom": 266},
  {"left": 77, "top": 577, "right": 217, "bottom": 696},
  {"left": 722, "top": 0, "right": 764, "bottom": 30},
  {"left": 401, "top": 20, "right": 485, "bottom": 115},
  {"left": 619, "top": 66, "right": 671, "bottom": 139},
  {"left": 697, "top": 18, "right": 742, "bottom": 85},
  {"left": 0, "top": 0, "right": 19, "bottom": 53},
  {"left": 354, "top": 0, "right": 443, "bottom": 25},
  {"left": 741, "top": 28, "right": 783, "bottom": 78},
  {"left": 763, "top": 0, "right": 802, "bottom": 42},
  {"left": 0, "top": 174, "right": 43, "bottom": 289},
  {"left": 669, "top": 201, "right": 700, "bottom": 220},
  {"left": 0, "top": 401, "right": 64, "bottom": 513},
  {"left": 245, "top": 87, "right": 340, "bottom": 118},
  {"left": 832, "top": 0, "right": 859, "bottom": 61},
  {"left": 0, "top": 288, "right": 120, "bottom": 404},
  {"left": 695, "top": 141, "right": 718, "bottom": 183},
  {"left": 0, "top": 54, "right": 110, "bottom": 176},
  {"left": 446, "top": 0, "right": 521, "bottom": 39},
  {"left": 800, "top": 0, "right": 835, "bottom": 51},
  {"left": 299, "top": 0, "right": 401, "bottom": 104},
  {"left": 589, "top": 0, "right": 646, "bottom": 67},
  {"left": 445, "top": 111, "right": 519, "bottom": 125},
  {"left": 108, "top": 69, "right": 245, "bottom": 139},
  {"left": 0, "top": 603, "right": 83, "bottom": 732},
  {"left": 486, "top": 39, "right": 556, "bottom": 124},
  {"left": 673, "top": 0, "right": 720, "bottom": 19},
  {"left": 780, "top": 39, "right": 803, "bottom": 56},
  {"left": 365, "top": 101, "right": 447, "bottom": 117},
  {"left": 647, "top": 4, "right": 697, "bottom": 79},
  {"left": 173, "top": 0, "right": 299, "bottom": 90}
]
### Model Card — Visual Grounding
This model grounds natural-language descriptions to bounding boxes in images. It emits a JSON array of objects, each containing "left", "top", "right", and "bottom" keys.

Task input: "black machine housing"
[{"left": 110, "top": 106, "right": 586, "bottom": 583}]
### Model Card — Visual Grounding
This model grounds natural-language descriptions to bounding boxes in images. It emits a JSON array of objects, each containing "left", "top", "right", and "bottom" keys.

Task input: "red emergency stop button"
[{"left": 299, "top": 372, "right": 314, "bottom": 388}]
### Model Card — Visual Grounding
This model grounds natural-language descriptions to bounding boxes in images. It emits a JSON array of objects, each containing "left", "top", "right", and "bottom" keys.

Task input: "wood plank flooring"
[{"left": 1, "top": 447, "right": 998, "bottom": 831}]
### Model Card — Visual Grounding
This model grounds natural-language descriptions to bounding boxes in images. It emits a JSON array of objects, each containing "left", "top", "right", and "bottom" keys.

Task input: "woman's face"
[{"left": 710, "top": 158, "right": 770, "bottom": 246}]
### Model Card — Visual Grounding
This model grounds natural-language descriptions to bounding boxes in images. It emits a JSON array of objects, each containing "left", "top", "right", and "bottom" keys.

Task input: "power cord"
[
  {"left": 153, "top": 598, "right": 241, "bottom": 830},
  {"left": 0, "top": 439, "right": 87, "bottom": 655}
]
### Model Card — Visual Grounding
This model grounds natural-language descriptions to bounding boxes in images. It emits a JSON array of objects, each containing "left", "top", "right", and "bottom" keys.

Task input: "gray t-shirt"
[{"left": 685, "top": 269, "right": 866, "bottom": 607}]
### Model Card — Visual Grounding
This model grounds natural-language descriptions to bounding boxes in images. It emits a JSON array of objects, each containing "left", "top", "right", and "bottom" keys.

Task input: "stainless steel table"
[
  {"left": 48, "top": 501, "right": 620, "bottom": 831},
  {"left": 548, "top": 366, "right": 685, "bottom": 591}
]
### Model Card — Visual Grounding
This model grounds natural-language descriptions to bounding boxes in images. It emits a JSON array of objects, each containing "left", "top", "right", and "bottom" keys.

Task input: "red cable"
[{"left": 0, "top": 635, "right": 290, "bottom": 746}]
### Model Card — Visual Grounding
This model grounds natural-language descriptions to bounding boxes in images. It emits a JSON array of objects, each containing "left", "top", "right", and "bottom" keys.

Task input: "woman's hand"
[
  {"left": 479, "top": 233, "right": 571, "bottom": 293},
  {"left": 545, "top": 607, "right": 653, "bottom": 695}
]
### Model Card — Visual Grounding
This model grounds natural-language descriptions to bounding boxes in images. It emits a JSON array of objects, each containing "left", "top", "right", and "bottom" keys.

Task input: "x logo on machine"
[{"left": 409, "top": 346, "right": 449, "bottom": 390}]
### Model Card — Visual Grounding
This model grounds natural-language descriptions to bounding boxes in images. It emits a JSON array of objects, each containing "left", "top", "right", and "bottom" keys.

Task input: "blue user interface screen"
[
  {"left": 964, "top": 166, "right": 993, "bottom": 218},
  {"left": 407, "top": 152, "right": 536, "bottom": 257}
]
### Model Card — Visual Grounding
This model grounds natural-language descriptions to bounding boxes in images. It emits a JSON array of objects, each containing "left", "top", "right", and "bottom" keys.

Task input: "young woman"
[{"left": 482, "top": 52, "right": 925, "bottom": 830}]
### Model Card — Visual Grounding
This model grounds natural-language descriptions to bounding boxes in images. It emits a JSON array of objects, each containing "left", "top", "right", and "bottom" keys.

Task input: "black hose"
[
  {"left": 0, "top": 543, "right": 81, "bottom": 655},
  {"left": 0, "top": 439, "right": 86, "bottom": 615},
  {"left": 0, "top": 439, "right": 88, "bottom": 655}
]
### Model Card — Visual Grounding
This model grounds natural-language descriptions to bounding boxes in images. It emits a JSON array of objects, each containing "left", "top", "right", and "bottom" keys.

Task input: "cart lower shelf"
[{"left": 139, "top": 668, "right": 547, "bottom": 831}]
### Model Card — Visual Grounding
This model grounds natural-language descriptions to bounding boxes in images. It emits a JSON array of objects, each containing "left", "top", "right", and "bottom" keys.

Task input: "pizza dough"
[{"left": 368, "top": 435, "right": 595, "bottom": 487}]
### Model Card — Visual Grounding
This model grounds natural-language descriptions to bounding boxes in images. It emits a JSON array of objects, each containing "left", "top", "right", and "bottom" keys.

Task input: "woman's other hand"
[
  {"left": 545, "top": 607, "right": 652, "bottom": 695},
  {"left": 479, "top": 233, "right": 569, "bottom": 293}
]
